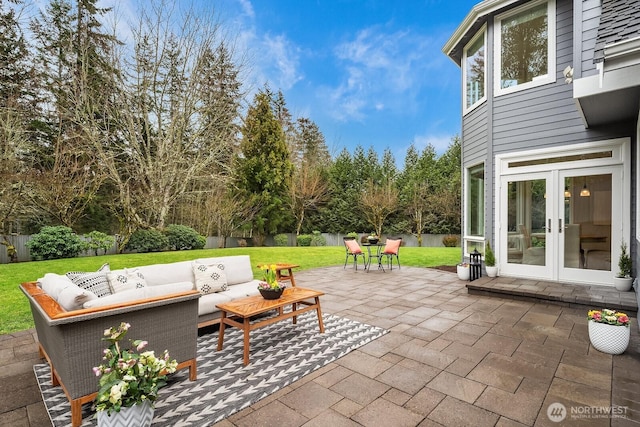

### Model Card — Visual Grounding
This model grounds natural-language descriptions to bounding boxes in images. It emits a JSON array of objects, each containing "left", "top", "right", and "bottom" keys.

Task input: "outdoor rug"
[{"left": 35, "top": 312, "right": 387, "bottom": 426}]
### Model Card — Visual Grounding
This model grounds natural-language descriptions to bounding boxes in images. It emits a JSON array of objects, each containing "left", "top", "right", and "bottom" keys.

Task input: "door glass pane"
[
  {"left": 507, "top": 179, "right": 546, "bottom": 265},
  {"left": 564, "top": 174, "right": 611, "bottom": 271}
]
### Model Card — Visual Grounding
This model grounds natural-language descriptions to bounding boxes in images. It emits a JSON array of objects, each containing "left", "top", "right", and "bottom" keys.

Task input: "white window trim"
[
  {"left": 463, "top": 25, "right": 487, "bottom": 115},
  {"left": 494, "top": 0, "right": 556, "bottom": 97}
]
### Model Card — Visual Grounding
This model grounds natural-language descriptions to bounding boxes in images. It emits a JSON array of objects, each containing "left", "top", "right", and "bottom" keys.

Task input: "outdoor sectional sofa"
[{"left": 20, "top": 255, "right": 262, "bottom": 427}]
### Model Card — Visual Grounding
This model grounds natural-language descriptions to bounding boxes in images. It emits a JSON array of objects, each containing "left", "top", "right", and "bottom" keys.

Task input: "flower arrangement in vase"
[
  {"left": 257, "top": 264, "right": 286, "bottom": 299},
  {"left": 587, "top": 309, "right": 631, "bottom": 354},
  {"left": 93, "top": 322, "right": 177, "bottom": 427}
]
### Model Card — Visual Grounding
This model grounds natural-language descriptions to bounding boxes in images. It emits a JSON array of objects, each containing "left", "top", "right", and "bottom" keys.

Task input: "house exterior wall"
[{"left": 461, "top": 0, "right": 637, "bottom": 251}]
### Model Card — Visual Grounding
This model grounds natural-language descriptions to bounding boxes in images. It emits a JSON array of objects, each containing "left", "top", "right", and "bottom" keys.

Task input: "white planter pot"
[
  {"left": 613, "top": 276, "right": 633, "bottom": 291},
  {"left": 485, "top": 266, "right": 498, "bottom": 277},
  {"left": 97, "top": 401, "right": 154, "bottom": 427},
  {"left": 457, "top": 265, "right": 470, "bottom": 280},
  {"left": 588, "top": 321, "right": 630, "bottom": 355}
]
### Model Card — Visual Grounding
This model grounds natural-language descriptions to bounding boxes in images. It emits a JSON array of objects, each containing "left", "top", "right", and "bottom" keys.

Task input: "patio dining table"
[{"left": 362, "top": 242, "right": 385, "bottom": 272}]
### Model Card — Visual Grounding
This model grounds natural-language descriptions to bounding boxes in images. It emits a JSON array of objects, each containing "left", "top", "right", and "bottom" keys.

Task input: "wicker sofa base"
[{"left": 22, "top": 282, "right": 200, "bottom": 427}]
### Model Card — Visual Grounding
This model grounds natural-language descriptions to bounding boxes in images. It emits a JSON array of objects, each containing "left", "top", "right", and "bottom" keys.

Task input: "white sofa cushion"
[
  {"left": 107, "top": 268, "right": 148, "bottom": 293},
  {"left": 57, "top": 283, "right": 98, "bottom": 311},
  {"left": 221, "top": 280, "right": 262, "bottom": 300},
  {"left": 136, "top": 260, "right": 194, "bottom": 287},
  {"left": 197, "top": 292, "right": 233, "bottom": 316},
  {"left": 83, "top": 282, "right": 194, "bottom": 309},
  {"left": 38, "top": 273, "right": 74, "bottom": 300},
  {"left": 192, "top": 261, "right": 228, "bottom": 294}
]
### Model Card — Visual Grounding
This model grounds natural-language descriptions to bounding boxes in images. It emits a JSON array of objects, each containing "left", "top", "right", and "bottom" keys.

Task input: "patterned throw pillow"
[
  {"left": 107, "top": 268, "right": 148, "bottom": 294},
  {"left": 192, "top": 262, "right": 228, "bottom": 294},
  {"left": 66, "top": 263, "right": 112, "bottom": 298}
]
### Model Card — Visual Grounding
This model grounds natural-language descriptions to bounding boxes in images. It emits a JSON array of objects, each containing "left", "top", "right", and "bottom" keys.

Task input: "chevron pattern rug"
[{"left": 35, "top": 312, "right": 387, "bottom": 427}]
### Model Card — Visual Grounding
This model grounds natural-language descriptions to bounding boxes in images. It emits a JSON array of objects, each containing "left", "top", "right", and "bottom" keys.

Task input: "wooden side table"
[{"left": 258, "top": 263, "right": 300, "bottom": 287}]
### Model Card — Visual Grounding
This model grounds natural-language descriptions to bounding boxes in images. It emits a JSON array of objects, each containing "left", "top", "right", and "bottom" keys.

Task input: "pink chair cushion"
[
  {"left": 345, "top": 240, "right": 363, "bottom": 254},
  {"left": 383, "top": 239, "right": 401, "bottom": 255}
]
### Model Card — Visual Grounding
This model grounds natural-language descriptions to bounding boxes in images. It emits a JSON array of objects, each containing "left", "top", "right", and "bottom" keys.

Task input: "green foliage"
[
  {"left": 125, "top": 229, "right": 169, "bottom": 253},
  {"left": 296, "top": 234, "right": 312, "bottom": 246},
  {"left": 346, "top": 232, "right": 358, "bottom": 239},
  {"left": 235, "top": 90, "right": 294, "bottom": 236},
  {"left": 274, "top": 234, "right": 289, "bottom": 246},
  {"left": 618, "top": 241, "right": 632, "bottom": 278},
  {"left": 310, "top": 231, "right": 326, "bottom": 246},
  {"left": 26, "top": 226, "right": 84, "bottom": 260},
  {"left": 164, "top": 225, "right": 206, "bottom": 250},
  {"left": 484, "top": 241, "right": 495, "bottom": 266},
  {"left": 83, "top": 231, "right": 115, "bottom": 256},
  {"left": 442, "top": 235, "right": 459, "bottom": 247}
]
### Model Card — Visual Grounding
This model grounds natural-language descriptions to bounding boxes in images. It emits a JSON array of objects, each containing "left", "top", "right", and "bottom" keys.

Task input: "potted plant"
[
  {"left": 456, "top": 262, "right": 470, "bottom": 280},
  {"left": 484, "top": 241, "right": 498, "bottom": 277},
  {"left": 587, "top": 308, "right": 631, "bottom": 354},
  {"left": 367, "top": 232, "right": 379, "bottom": 244},
  {"left": 93, "top": 322, "right": 178, "bottom": 427},
  {"left": 613, "top": 241, "right": 633, "bottom": 291},
  {"left": 257, "top": 264, "right": 286, "bottom": 299}
]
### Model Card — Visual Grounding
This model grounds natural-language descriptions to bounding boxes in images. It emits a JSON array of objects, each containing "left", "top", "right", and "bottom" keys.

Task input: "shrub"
[
  {"left": 237, "top": 238, "right": 247, "bottom": 247},
  {"left": 274, "top": 234, "right": 289, "bottom": 246},
  {"left": 484, "top": 241, "right": 495, "bottom": 266},
  {"left": 83, "top": 231, "right": 115, "bottom": 256},
  {"left": 164, "top": 224, "right": 206, "bottom": 250},
  {"left": 442, "top": 235, "right": 459, "bottom": 247},
  {"left": 296, "top": 234, "right": 312, "bottom": 246},
  {"left": 125, "top": 229, "right": 169, "bottom": 253},
  {"left": 26, "top": 226, "right": 83, "bottom": 260},
  {"left": 346, "top": 232, "right": 358, "bottom": 239},
  {"left": 310, "top": 231, "right": 326, "bottom": 246}
]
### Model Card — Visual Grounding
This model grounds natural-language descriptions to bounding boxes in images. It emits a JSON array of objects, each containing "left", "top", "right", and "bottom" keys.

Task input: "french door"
[{"left": 498, "top": 154, "right": 626, "bottom": 285}]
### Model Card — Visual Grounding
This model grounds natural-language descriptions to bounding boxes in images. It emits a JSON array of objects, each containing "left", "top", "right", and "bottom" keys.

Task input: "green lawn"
[{"left": 0, "top": 246, "right": 460, "bottom": 335}]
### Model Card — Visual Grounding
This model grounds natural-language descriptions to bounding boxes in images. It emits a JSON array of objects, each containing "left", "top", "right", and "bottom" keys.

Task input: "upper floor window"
[
  {"left": 495, "top": 0, "right": 556, "bottom": 96},
  {"left": 463, "top": 28, "right": 486, "bottom": 113}
]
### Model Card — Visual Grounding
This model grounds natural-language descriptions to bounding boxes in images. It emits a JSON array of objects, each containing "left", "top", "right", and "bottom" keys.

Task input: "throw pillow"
[
  {"left": 192, "top": 261, "right": 228, "bottom": 294},
  {"left": 66, "top": 263, "right": 112, "bottom": 298},
  {"left": 107, "top": 268, "right": 148, "bottom": 294}
]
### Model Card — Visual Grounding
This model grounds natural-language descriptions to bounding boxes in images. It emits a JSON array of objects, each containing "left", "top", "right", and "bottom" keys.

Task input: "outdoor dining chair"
[
  {"left": 381, "top": 237, "right": 402, "bottom": 270},
  {"left": 343, "top": 237, "right": 367, "bottom": 270}
]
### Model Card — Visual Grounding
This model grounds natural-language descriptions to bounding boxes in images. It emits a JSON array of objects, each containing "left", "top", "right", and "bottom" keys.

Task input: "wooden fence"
[{"left": 0, "top": 233, "right": 457, "bottom": 264}]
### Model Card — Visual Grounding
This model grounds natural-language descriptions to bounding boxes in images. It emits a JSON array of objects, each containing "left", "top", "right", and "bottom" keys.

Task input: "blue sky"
[{"left": 212, "top": 0, "right": 479, "bottom": 160}]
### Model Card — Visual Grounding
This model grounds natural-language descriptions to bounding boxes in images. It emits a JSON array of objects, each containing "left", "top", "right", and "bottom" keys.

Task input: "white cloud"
[
  {"left": 262, "top": 34, "right": 303, "bottom": 90},
  {"left": 325, "top": 25, "right": 447, "bottom": 121},
  {"left": 236, "top": 0, "right": 255, "bottom": 19},
  {"left": 412, "top": 134, "right": 455, "bottom": 155}
]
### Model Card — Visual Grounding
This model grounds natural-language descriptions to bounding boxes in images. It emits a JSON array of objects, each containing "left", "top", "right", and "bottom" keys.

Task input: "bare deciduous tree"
[
  {"left": 85, "top": 0, "right": 244, "bottom": 240},
  {"left": 360, "top": 179, "right": 399, "bottom": 237},
  {"left": 289, "top": 167, "right": 329, "bottom": 235}
]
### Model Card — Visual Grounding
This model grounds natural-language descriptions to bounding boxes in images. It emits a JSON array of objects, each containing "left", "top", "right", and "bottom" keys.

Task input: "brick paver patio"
[{"left": 2, "top": 266, "right": 639, "bottom": 426}]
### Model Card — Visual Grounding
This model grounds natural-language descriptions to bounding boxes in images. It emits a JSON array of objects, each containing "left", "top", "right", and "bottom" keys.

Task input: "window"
[
  {"left": 467, "top": 164, "right": 485, "bottom": 237},
  {"left": 495, "top": 0, "right": 555, "bottom": 95},
  {"left": 463, "top": 28, "right": 485, "bottom": 112}
]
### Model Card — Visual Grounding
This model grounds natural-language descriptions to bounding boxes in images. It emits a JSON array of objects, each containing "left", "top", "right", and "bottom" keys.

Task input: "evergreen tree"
[{"left": 236, "top": 90, "right": 294, "bottom": 240}]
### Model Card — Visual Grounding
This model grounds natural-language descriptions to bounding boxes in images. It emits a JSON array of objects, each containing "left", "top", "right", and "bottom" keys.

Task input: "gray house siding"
[
  {"left": 462, "top": 103, "right": 489, "bottom": 167},
  {"left": 580, "top": 0, "right": 602, "bottom": 77},
  {"left": 460, "top": 0, "right": 637, "bottom": 247}
]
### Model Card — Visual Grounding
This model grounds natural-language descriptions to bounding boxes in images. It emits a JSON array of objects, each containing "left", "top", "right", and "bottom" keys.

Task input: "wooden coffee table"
[{"left": 216, "top": 287, "right": 325, "bottom": 365}]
